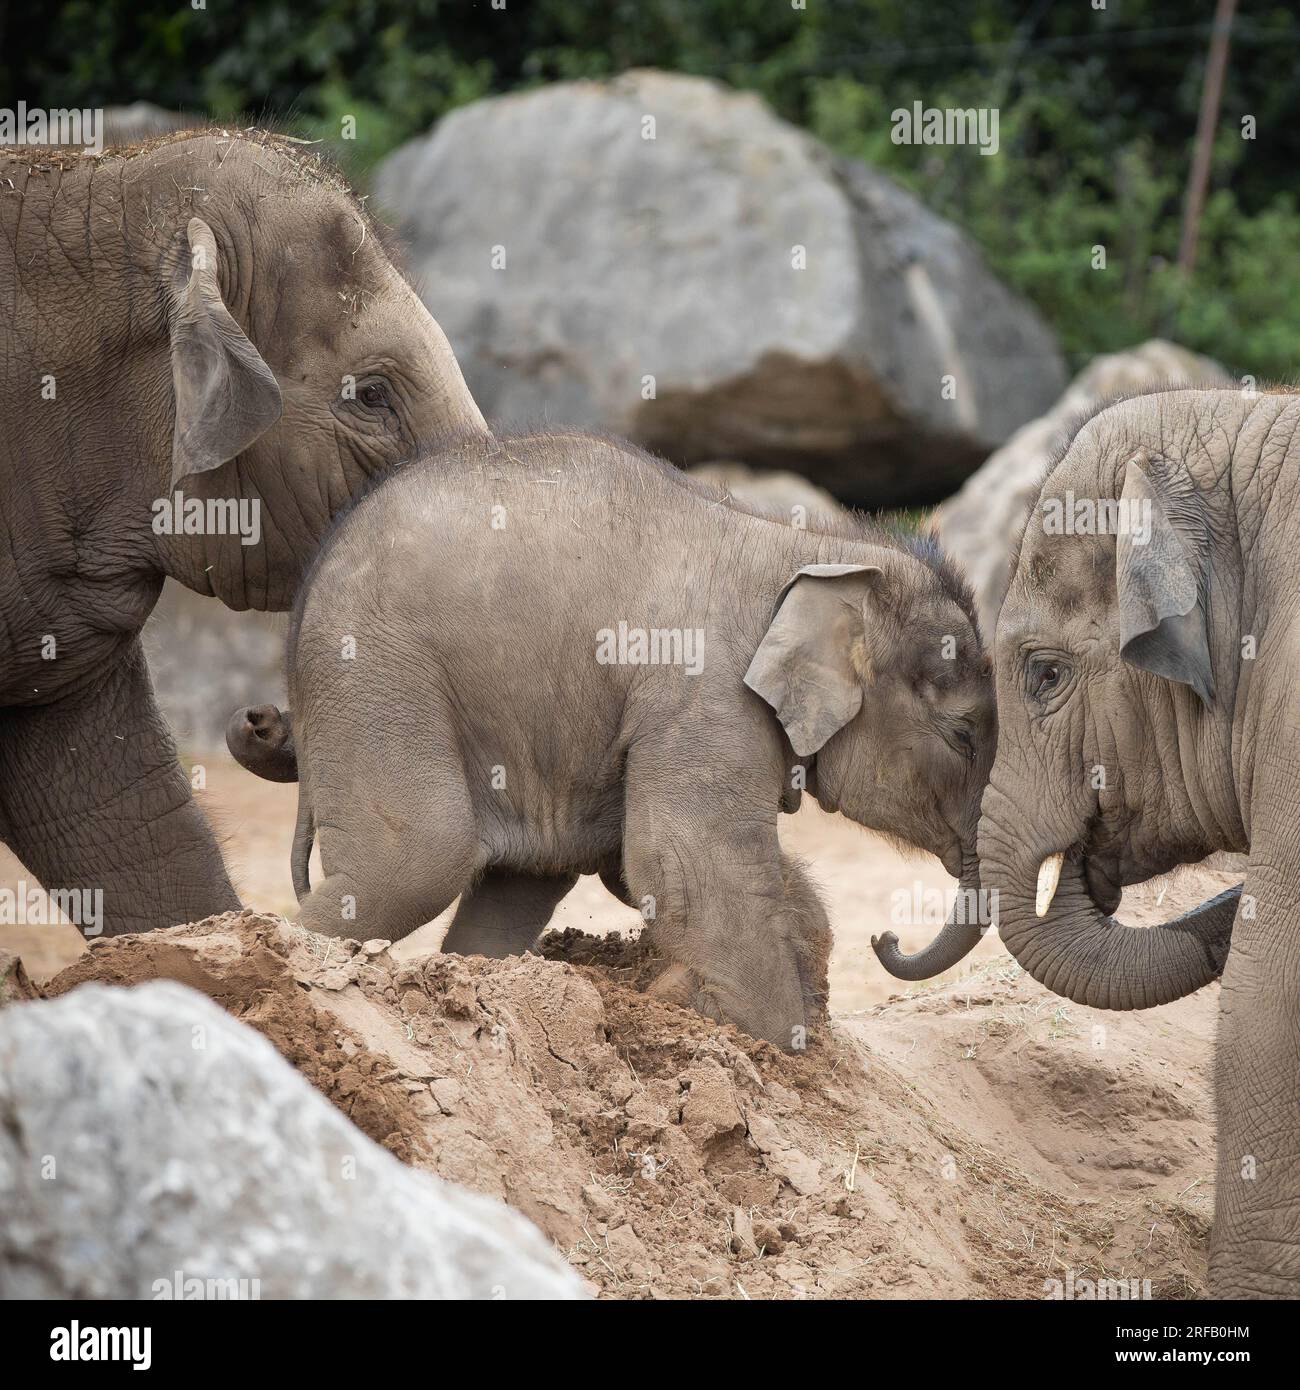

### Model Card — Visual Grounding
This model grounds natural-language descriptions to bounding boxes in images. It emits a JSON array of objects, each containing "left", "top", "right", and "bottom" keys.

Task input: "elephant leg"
[
  {"left": 774, "top": 854, "right": 833, "bottom": 1019},
  {"left": 295, "top": 751, "right": 481, "bottom": 943},
  {"left": 441, "top": 870, "right": 578, "bottom": 959},
  {"left": 634, "top": 850, "right": 831, "bottom": 1045},
  {"left": 0, "top": 639, "right": 238, "bottom": 936},
  {"left": 620, "top": 726, "right": 820, "bottom": 1049},
  {"left": 1209, "top": 862, "right": 1300, "bottom": 1298}
]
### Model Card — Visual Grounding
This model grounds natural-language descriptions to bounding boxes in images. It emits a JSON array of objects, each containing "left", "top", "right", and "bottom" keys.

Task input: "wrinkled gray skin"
[
  {"left": 230, "top": 432, "right": 993, "bottom": 1047},
  {"left": 0, "top": 131, "right": 486, "bottom": 934},
  {"left": 975, "top": 387, "right": 1300, "bottom": 1298}
]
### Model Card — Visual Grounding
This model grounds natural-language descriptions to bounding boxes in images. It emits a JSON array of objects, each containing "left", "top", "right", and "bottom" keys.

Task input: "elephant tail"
[{"left": 291, "top": 790, "right": 315, "bottom": 903}]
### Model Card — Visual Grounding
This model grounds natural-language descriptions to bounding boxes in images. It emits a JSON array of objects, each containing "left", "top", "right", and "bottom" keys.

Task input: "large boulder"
[
  {"left": 0, "top": 979, "right": 586, "bottom": 1299},
  {"left": 934, "top": 339, "right": 1233, "bottom": 638},
  {"left": 375, "top": 70, "right": 1065, "bottom": 507}
]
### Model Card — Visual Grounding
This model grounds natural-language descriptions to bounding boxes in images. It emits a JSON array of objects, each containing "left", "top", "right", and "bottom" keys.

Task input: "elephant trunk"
[
  {"left": 985, "top": 846, "right": 1237, "bottom": 1011},
  {"left": 226, "top": 705, "right": 298, "bottom": 782},
  {"left": 872, "top": 862, "right": 988, "bottom": 981}
]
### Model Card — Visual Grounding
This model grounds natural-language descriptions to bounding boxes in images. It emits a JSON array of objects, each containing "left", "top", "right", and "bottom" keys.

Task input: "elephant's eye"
[
  {"left": 359, "top": 380, "right": 390, "bottom": 409},
  {"left": 1027, "top": 656, "right": 1069, "bottom": 702},
  {"left": 949, "top": 724, "right": 975, "bottom": 761}
]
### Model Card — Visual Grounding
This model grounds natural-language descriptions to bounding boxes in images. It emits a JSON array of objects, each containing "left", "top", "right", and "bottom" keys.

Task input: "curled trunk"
[
  {"left": 989, "top": 852, "right": 1237, "bottom": 1010},
  {"left": 872, "top": 866, "right": 987, "bottom": 980}
]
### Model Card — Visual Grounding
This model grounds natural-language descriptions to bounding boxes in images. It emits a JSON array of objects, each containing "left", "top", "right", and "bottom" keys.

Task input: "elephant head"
[
  {"left": 976, "top": 391, "right": 1249, "bottom": 1008},
  {"left": 136, "top": 133, "right": 488, "bottom": 612},
  {"left": 743, "top": 546, "right": 996, "bottom": 979}
]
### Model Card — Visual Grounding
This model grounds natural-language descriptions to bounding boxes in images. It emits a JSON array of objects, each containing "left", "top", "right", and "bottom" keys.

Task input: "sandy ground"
[{"left": 3, "top": 750, "right": 1242, "bottom": 1299}]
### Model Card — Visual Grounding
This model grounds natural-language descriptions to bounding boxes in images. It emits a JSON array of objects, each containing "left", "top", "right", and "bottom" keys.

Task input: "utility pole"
[{"left": 1178, "top": 0, "right": 1238, "bottom": 277}]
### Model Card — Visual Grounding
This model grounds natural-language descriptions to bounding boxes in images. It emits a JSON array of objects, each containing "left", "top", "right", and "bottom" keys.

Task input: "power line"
[{"left": 751, "top": 20, "right": 1298, "bottom": 72}]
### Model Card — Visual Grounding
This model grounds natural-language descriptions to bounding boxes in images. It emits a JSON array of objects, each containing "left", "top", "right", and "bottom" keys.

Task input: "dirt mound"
[{"left": 45, "top": 911, "right": 1215, "bottom": 1299}]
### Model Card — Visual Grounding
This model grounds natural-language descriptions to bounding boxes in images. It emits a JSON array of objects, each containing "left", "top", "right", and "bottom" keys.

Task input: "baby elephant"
[{"left": 228, "top": 432, "right": 993, "bottom": 1047}]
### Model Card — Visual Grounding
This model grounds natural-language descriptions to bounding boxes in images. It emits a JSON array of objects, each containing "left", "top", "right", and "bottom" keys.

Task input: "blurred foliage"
[{"left": 4, "top": 0, "right": 1299, "bottom": 379}]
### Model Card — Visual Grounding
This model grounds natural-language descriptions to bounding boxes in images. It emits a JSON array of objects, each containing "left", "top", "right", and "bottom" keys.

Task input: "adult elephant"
[
  {"left": 0, "top": 129, "right": 487, "bottom": 935},
  {"left": 970, "top": 386, "right": 1295, "bottom": 1298}
]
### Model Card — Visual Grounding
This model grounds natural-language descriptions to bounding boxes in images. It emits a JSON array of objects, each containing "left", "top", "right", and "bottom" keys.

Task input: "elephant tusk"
[{"left": 1035, "top": 852, "right": 1065, "bottom": 917}]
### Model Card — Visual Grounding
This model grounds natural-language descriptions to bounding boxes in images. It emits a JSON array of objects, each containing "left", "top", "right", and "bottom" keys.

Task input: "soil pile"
[{"left": 46, "top": 908, "right": 1216, "bottom": 1299}]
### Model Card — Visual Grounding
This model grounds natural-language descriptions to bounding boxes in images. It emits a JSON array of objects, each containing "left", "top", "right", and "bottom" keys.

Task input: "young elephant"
[{"left": 230, "top": 432, "right": 992, "bottom": 1047}]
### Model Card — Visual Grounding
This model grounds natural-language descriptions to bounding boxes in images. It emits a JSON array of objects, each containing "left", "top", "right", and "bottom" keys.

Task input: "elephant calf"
[{"left": 228, "top": 432, "right": 992, "bottom": 1046}]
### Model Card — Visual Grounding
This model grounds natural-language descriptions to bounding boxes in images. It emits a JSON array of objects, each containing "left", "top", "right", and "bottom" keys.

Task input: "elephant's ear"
[
  {"left": 166, "top": 217, "right": 282, "bottom": 487},
  {"left": 744, "top": 563, "right": 881, "bottom": 757},
  {"left": 1116, "top": 454, "right": 1214, "bottom": 706}
]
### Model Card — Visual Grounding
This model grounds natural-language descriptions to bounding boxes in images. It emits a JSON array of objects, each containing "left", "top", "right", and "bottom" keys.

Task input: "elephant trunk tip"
[
  {"left": 871, "top": 921, "right": 985, "bottom": 983},
  {"left": 871, "top": 930, "right": 934, "bottom": 982}
]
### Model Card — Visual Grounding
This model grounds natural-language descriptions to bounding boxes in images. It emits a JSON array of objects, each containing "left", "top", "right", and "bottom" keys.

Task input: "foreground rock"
[
  {"left": 39, "top": 910, "right": 1215, "bottom": 1298},
  {"left": 934, "top": 339, "right": 1231, "bottom": 637},
  {"left": 0, "top": 978, "right": 586, "bottom": 1299},
  {"left": 376, "top": 70, "right": 1065, "bottom": 506}
]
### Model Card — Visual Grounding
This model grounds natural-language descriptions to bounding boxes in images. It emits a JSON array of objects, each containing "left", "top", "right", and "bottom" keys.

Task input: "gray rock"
[
  {"left": 103, "top": 103, "right": 190, "bottom": 144},
  {"left": 934, "top": 339, "right": 1233, "bottom": 638},
  {"left": 686, "top": 461, "right": 846, "bottom": 524},
  {"left": 142, "top": 579, "right": 286, "bottom": 750},
  {"left": 376, "top": 69, "right": 1065, "bottom": 507},
  {"left": 0, "top": 981, "right": 587, "bottom": 1299}
]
